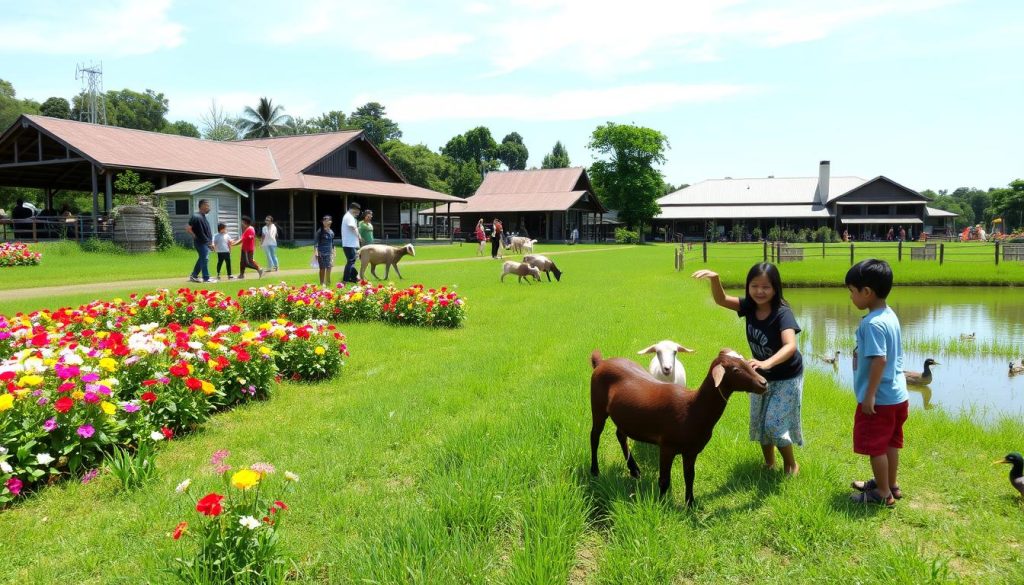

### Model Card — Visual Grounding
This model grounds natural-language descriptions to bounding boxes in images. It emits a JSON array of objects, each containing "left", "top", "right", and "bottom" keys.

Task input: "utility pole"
[{"left": 75, "top": 62, "right": 107, "bottom": 125}]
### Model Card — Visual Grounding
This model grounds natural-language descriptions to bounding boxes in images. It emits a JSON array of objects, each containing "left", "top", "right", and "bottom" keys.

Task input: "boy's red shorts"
[{"left": 853, "top": 400, "right": 909, "bottom": 456}]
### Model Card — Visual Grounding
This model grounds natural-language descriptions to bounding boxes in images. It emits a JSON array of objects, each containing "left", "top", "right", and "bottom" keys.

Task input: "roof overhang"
[
  {"left": 155, "top": 178, "right": 249, "bottom": 198},
  {"left": 835, "top": 200, "right": 926, "bottom": 206},
  {"left": 656, "top": 204, "right": 830, "bottom": 220},
  {"left": 840, "top": 217, "right": 923, "bottom": 225}
]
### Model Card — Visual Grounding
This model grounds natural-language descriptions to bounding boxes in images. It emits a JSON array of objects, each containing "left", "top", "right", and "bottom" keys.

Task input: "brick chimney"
[{"left": 817, "top": 160, "right": 830, "bottom": 206}]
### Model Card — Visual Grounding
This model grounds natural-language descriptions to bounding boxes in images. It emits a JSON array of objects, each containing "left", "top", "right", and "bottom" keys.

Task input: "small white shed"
[{"left": 155, "top": 178, "right": 249, "bottom": 244}]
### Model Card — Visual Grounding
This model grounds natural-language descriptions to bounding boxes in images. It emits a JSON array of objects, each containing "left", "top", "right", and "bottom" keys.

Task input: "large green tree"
[
  {"left": 72, "top": 88, "right": 171, "bottom": 131},
  {"left": 442, "top": 127, "right": 499, "bottom": 178},
  {"left": 923, "top": 189, "right": 973, "bottom": 228},
  {"left": 239, "top": 97, "right": 292, "bottom": 138},
  {"left": 0, "top": 78, "right": 41, "bottom": 131},
  {"left": 587, "top": 122, "right": 669, "bottom": 233},
  {"left": 349, "top": 102, "right": 402, "bottom": 145},
  {"left": 380, "top": 140, "right": 451, "bottom": 193},
  {"left": 199, "top": 100, "right": 240, "bottom": 141},
  {"left": 497, "top": 132, "right": 529, "bottom": 170},
  {"left": 165, "top": 120, "right": 201, "bottom": 138},
  {"left": 541, "top": 141, "right": 571, "bottom": 169},
  {"left": 990, "top": 179, "right": 1024, "bottom": 231},
  {"left": 40, "top": 97, "right": 71, "bottom": 119},
  {"left": 310, "top": 110, "right": 350, "bottom": 133}
]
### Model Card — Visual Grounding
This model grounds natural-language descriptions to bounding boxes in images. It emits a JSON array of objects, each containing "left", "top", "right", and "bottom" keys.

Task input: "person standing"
[
  {"left": 235, "top": 216, "right": 263, "bottom": 279},
  {"left": 897, "top": 225, "right": 906, "bottom": 242},
  {"left": 186, "top": 199, "right": 216, "bottom": 283},
  {"left": 358, "top": 210, "right": 375, "bottom": 246},
  {"left": 475, "top": 218, "right": 486, "bottom": 256},
  {"left": 213, "top": 223, "right": 236, "bottom": 280},
  {"left": 313, "top": 215, "right": 336, "bottom": 287},
  {"left": 261, "top": 216, "right": 279, "bottom": 272},
  {"left": 491, "top": 218, "right": 504, "bottom": 259},
  {"left": 341, "top": 202, "right": 362, "bottom": 283},
  {"left": 11, "top": 198, "right": 34, "bottom": 240},
  {"left": 571, "top": 226, "right": 579, "bottom": 245}
]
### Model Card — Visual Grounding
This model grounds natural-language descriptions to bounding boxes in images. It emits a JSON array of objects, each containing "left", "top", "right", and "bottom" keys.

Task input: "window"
[
  {"left": 868, "top": 205, "right": 890, "bottom": 216},
  {"left": 174, "top": 200, "right": 190, "bottom": 215},
  {"left": 896, "top": 205, "right": 917, "bottom": 215},
  {"left": 348, "top": 150, "right": 357, "bottom": 169}
]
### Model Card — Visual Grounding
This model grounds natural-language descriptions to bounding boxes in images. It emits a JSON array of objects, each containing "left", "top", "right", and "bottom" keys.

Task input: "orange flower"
[{"left": 172, "top": 521, "right": 188, "bottom": 540}]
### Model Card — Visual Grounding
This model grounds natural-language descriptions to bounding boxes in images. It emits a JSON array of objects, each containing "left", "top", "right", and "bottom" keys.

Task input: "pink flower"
[
  {"left": 6, "top": 477, "right": 22, "bottom": 496},
  {"left": 81, "top": 372, "right": 100, "bottom": 383},
  {"left": 43, "top": 418, "right": 58, "bottom": 432},
  {"left": 210, "top": 449, "right": 230, "bottom": 466},
  {"left": 81, "top": 468, "right": 100, "bottom": 484},
  {"left": 77, "top": 424, "right": 95, "bottom": 439},
  {"left": 251, "top": 462, "right": 275, "bottom": 475}
]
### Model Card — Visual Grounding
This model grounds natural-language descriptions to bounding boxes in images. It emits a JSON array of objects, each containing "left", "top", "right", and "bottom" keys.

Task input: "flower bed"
[
  {"left": 0, "top": 301, "right": 346, "bottom": 504},
  {"left": 0, "top": 242, "right": 42, "bottom": 267}
]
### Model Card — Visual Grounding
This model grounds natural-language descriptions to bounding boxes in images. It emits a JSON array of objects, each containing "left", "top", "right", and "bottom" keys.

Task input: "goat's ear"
[
  {"left": 637, "top": 345, "right": 657, "bottom": 355},
  {"left": 676, "top": 345, "right": 695, "bottom": 353},
  {"left": 711, "top": 363, "right": 726, "bottom": 388}
]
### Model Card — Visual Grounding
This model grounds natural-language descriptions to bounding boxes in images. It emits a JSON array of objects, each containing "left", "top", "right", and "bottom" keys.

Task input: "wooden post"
[
  {"left": 105, "top": 171, "right": 113, "bottom": 212},
  {"left": 763, "top": 240, "right": 768, "bottom": 262},
  {"left": 432, "top": 201, "right": 437, "bottom": 241},
  {"left": 940, "top": 243, "right": 945, "bottom": 265},
  {"left": 312, "top": 192, "right": 318, "bottom": 231},
  {"left": 822, "top": 241, "right": 825, "bottom": 258},
  {"left": 995, "top": 241, "right": 1000, "bottom": 266},
  {"left": 898, "top": 240, "right": 903, "bottom": 262},
  {"left": 90, "top": 164, "right": 99, "bottom": 234},
  {"left": 288, "top": 191, "right": 295, "bottom": 242},
  {"left": 850, "top": 243, "right": 855, "bottom": 265},
  {"left": 702, "top": 240, "right": 707, "bottom": 263}
]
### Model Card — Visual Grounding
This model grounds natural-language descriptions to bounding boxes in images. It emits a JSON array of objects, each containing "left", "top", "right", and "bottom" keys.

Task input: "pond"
[{"left": 785, "top": 287, "right": 1024, "bottom": 421}]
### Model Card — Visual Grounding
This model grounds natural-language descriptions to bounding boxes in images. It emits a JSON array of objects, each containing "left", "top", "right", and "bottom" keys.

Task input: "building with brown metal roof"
[
  {"left": 0, "top": 115, "right": 463, "bottom": 241},
  {"left": 422, "top": 167, "right": 608, "bottom": 242}
]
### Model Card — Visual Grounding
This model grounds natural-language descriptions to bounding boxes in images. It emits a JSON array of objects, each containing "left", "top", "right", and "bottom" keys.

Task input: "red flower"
[
  {"left": 142, "top": 379, "right": 159, "bottom": 387},
  {"left": 30, "top": 332, "right": 48, "bottom": 347},
  {"left": 54, "top": 396, "right": 74, "bottom": 413},
  {"left": 161, "top": 426, "right": 174, "bottom": 440},
  {"left": 235, "top": 349, "right": 251, "bottom": 362},
  {"left": 0, "top": 371, "right": 16, "bottom": 382},
  {"left": 195, "top": 493, "right": 224, "bottom": 516},
  {"left": 270, "top": 500, "right": 288, "bottom": 514},
  {"left": 185, "top": 377, "right": 203, "bottom": 391},
  {"left": 169, "top": 362, "right": 190, "bottom": 378},
  {"left": 172, "top": 521, "right": 188, "bottom": 540},
  {"left": 141, "top": 391, "right": 158, "bottom": 404}
]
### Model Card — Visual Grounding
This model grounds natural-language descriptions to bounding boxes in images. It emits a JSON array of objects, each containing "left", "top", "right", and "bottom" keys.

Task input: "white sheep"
[
  {"left": 637, "top": 340, "right": 695, "bottom": 385},
  {"left": 501, "top": 261, "right": 541, "bottom": 283},
  {"left": 522, "top": 254, "right": 562, "bottom": 282},
  {"left": 521, "top": 239, "right": 537, "bottom": 254},
  {"left": 357, "top": 243, "right": 416, "bottom": 280}
]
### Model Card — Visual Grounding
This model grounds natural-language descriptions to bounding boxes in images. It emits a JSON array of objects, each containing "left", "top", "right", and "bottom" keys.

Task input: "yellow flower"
[
  {"left": 314, "top": 346, "right": 326, "bottom": 356},
  {"left": 0, "top": 394, "right": 14, "bottom": 411},
  {"left": 231, "top": 469, "right": 261, "bottom": 490},
  {"left": 206, "top": 341, "right": 221, "bottom": 350},
  {"left": 259, "top": 347, "right": 272, "bottom": 355},
  {"left": 72, "top": 391, "right": 85, "bottom": 400},
  {"left": 193, "top": 328, "right": 207, "bottom": 338},
  {"left": 83, "top": 316, "right": 95, "bottom": 324},
  {"left": 207, "top": 359, "right": 218, "bottom": 370},
  {"left": 100, "top": 401, "right": 117, "bottom": 415},
  {"left": 14, "top": 389, "right": 29, "bottom": 398},
  {"left": 200, "top": 381, "right": 216, "bottom": 395},
  {"left": 99, "top": 357, "right": 118, "bottom": 372},
  {"left": 351, "top": 292, "right": 363, "bottom": 302},
  {"left": 18, "top": 375, "right": 45, "bottom": 387},
  {"left": 203, "top": 316, "right": 214, "bottom": 323},
  {"left": 43, "top": 358, "right": 57, "bottom": 366},
  {"left": 243, "top": 331, "right": 258, "bottom": 341}
]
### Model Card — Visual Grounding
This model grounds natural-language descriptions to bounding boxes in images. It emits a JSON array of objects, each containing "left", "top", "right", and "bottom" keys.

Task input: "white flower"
[
  {"left": 284, "top": 471, "right": 300, "bottom": 483},
  {"left": 0, "top": 446, "right": 7, "bottom": 456},
  {"left": 150, "top": 431, "right": 165, "bottom": 441},
  {"left": 239, "top": 515, "right": 261, "bottom": 530},
  {"left": 36, "top": 453, "right": 55, "bottom": 466},
  {"left": 0, "top": 460, "right": 12, "bottom": 474},
  {"left": 175, "top": 478, "right": 191, "bottom": 493}
]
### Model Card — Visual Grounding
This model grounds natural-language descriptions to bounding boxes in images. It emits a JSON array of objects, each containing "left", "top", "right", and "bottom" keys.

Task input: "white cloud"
[
  {"left": 372, "top": 83, "right": 759, "bottom": 122},
  {"left": 0, "top": 0, "right": 184, "bottom": 55}
]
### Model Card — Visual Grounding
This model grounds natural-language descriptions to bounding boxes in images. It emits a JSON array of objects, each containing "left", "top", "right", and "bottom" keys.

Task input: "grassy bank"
[
  {"left": 680, "top": 241, "right": 1024, "bottom": 287},
  {"left": 2, "top": 246, "right": 1023, "bottom": 583}
]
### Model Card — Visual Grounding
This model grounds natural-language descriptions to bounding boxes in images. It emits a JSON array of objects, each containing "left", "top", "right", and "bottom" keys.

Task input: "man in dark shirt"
[
  {"left": 11, "top": 198, "right": 34, "bottom": 240},
  {"left": 186, "top": 199, "right": 216, "bottom": 283}
]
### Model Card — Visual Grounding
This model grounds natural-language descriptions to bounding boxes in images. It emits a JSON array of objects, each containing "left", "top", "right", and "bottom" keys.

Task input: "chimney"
[{"left": 817, "top": 160, "right": 830, "bottom": 206}]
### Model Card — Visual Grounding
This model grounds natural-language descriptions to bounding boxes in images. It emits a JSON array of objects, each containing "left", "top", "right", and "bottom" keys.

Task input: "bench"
[
  {"left": 910, "top": 244, "right": 937, "bottom": 261},
  {"left": 777, "top": 246, "right": 804, "bottom": 262}
]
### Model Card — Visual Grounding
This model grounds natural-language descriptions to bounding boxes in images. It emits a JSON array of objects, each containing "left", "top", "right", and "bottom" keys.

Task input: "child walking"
[
  {"left": 213, "top": 223, "right": 236, "bottom": 280},
  {"left": 234, "top": 216, "right": 263, "bottom": 279},
  {"left": 693, "top": 263, "right": 804, "bottom": 475},
  {"left": 313, "top": 215, "right": 336, "bottom": 287},
  {"left": 846, "top": 259, "right": 907, "bottom": 507},
  {"left": 261, "top": 215, "right": 279, "bottom": 272}
]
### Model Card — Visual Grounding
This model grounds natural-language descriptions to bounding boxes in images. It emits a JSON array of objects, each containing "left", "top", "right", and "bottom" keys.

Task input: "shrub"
[
  {"left": 105, "top": 441, "right": 158, "bottom": 492},
  {"left": 752, "top": 227, "right": 763, "bottom": 241},
  {"left": 80, "top": 237, "right": 123, "bottom": 254},
  {"left": 614, "top": 227, "right": 640, "bottom": 244}
]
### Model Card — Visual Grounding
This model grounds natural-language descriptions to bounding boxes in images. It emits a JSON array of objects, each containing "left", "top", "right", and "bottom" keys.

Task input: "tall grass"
[{"left": 1, "top": 246, "right": 1022, "bottom": 583}]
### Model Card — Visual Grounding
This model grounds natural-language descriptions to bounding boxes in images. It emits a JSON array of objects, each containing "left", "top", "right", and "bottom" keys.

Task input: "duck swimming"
[
  {"left": 905, "top": 358, "right": 939, "bottom": 386},
  {"left": 994, "top": 453, "right": 1024, "bottom": 498},
  {"left": 1010, "top": 362, "right": 1024, "bottom": 376},
  {"left": 821, "top": 350, "right": 841, "bottom": 365}
]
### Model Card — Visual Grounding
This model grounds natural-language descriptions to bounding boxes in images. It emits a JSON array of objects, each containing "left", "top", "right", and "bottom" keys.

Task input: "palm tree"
[{"left": 239, "top": 97, "right": 292, "bottom": 138}]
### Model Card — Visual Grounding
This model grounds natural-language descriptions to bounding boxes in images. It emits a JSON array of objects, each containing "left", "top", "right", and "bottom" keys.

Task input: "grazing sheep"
[
  {"left": 521, "top": 239, "right": 537, "bottom": 254},
  {"left": 508, "top": 236, "right": 532, "bottom": 254},
  {"left": 501, "top": 261, "right": 541, "bottom": 283},
  {"left": 589, "top": 348, "right": 767, "bottom": 506},
  {"left": 357, "top": 243, "right": 415, "bottom": 280},
  {"left": 638, "top": 340, "right": 695, "bottom": 386},
  {"left": 522, "top": 254, "right": 562, "bottom": 282}
]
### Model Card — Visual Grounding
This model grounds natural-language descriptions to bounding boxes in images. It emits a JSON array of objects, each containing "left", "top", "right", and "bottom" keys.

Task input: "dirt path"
[{"left": 1, "top": 246, "right": 633, "bottom": 301}]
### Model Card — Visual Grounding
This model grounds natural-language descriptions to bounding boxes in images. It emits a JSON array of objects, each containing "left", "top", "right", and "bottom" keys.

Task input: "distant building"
[{"left": 656, "top": 161, "right": 957, "bottom": 240}]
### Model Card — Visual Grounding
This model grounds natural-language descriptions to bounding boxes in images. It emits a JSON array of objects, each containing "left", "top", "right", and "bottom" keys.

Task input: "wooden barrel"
[{"left": 113, "top": 204, "right": 158, "bottom": 253}]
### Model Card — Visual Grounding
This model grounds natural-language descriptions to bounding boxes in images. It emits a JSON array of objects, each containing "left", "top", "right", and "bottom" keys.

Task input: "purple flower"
[
  {"left": 43, "top": 418, "right": 58, "bottom": 432},
  {"left": 159, "top": 376, "right": 170, "bottom": 384},
  {"left": 82, "top": 372, "right": 100, "bottom": 383},
  {"left": 124, "top": 355, "right": 140, "bottom": 366},
  {"left": 122, "top": 403, "right": 140, "bottom": 413},
  {"left": 97, "top": 385, "right": 111, "bottom": 396},
  {"left": 36, "top": 397, "right": 49, "bottom": 406},
  {"left": 81, "top": 468, "right": 100, "bottom": 484},
  {"left": 251, "top": 462, "right": 275, "bottom": 475},
  {"left": 210, "top": 449, "right": 230, "bottom": 466},
  {"left": 77, "top": 424, "right": 95, "bottom": 439},
  {"left": 82, "top": 391, "right": 100, "bottom": 404}
]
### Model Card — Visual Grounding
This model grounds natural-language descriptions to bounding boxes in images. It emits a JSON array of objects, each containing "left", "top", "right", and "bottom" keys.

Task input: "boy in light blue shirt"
[{"left": 845, "top": 259, "right": 907, "bottom": 507}]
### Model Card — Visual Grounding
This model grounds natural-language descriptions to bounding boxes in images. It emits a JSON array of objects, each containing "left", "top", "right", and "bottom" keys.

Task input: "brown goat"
[{"left": 589, "top": 348, "right": 767, "bottom": 506}]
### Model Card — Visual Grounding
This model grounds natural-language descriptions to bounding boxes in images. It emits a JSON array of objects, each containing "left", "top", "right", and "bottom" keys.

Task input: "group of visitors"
[
  {"left": 312, "top": 202, "right": 375, "bottom": 287},
  {"left": 186, "top": 199, "right": 279, "bottom": 283}
]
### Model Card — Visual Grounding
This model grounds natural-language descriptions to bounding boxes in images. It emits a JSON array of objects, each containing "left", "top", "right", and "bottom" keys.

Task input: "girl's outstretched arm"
[{"left": 691, "top": 270, "right": 740, "bottom": 311}]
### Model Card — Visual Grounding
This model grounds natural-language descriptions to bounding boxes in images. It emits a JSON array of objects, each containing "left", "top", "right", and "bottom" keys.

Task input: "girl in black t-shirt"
[{"left": 693, "top": 262, "right": 804, "bottom": 476}]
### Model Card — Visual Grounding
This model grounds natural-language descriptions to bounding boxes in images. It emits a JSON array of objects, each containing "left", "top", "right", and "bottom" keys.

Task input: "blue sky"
[{"left": 1, "top": 0, "right": 1021, "bottom": 191}]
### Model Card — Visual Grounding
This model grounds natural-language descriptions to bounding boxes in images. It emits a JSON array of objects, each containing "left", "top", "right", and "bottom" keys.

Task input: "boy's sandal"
[
  {"left": 851, "top": 478, "right": 903, "bottom": 499},
  {"left": 849, "top": 489, "right": 896, "bottom": 508}
]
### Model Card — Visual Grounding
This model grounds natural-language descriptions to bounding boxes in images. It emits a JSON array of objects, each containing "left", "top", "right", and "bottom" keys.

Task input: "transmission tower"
[{"left": 75, "top": 62, "right": 107, "bottom": 125}]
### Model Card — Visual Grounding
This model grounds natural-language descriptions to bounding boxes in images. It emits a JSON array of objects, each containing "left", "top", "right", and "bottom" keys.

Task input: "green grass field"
[{"left": 2, "top": 245, "right": 1023, "bottom": 583}]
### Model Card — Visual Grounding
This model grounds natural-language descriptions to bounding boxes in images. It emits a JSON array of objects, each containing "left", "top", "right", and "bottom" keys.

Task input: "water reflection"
[{"left": 787, "top": 287, "right": 1024, "bottom": 421}]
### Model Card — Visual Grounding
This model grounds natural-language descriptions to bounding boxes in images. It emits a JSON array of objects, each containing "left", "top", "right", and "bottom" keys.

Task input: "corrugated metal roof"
[
  {"left": 27, "top": 115, "right": 279, "bottom": 180},
  {"left": 658, "top": 176, "right": 868, "bottom": 206},
  {"left": 835, "top": 200, "right": 925, "bottom": 206},
  {"left": 476, "top": 168, "right": 586, "bottom": 195},
  {"left": 260, "top": 174, "right": 464, "bottom": 203},
  {"left": 423, "top": 191, "right": 592, "bottom": 213},
  {"left": 925, "top": 207, "right": 958, "bottom": 217},
  {"left": 657, "top": 204, "right": 831, "bottom": 220},
  {"left": 237, "top": 131, "right": 361, "bottom": 175},
  {"left": 155, "top": 178, "right": 248, "bottom": 197},
  {"left": 841, "top": 217, "right": 923, "bottom": 225}
]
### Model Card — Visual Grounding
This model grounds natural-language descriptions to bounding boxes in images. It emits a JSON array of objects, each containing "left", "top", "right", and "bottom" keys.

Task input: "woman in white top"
[{"left": 261, "top": 215, "right": 280, "bottom": 271}]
